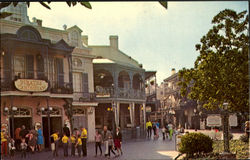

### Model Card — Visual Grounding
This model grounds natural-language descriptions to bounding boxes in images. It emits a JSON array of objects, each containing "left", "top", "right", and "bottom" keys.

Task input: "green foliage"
[
  {"left": 240, "top": 134, "right": 249, "bottom": 143},
  {"left": 178, "top": 9, "right": 249, "bottom": 113},
  {"left": 213, "top": 140, "right": 249, "bottom": 159},
  {"left": 179, "top": 133, "right": 213, "bottom": 157}
]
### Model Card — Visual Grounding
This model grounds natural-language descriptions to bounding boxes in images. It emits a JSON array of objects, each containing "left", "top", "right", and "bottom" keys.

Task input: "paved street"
[{"left": 3, "top": 135, "right": 179, "bottom": 160}]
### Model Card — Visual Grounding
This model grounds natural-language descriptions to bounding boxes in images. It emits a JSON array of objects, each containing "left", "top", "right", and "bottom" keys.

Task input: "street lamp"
[{"left": 222, "top": 102, "right": 230, "bottom": 153}]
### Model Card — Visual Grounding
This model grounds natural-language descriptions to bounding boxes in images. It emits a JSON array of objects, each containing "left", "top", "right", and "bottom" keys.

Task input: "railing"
[
  {"left": 94, "top": 86, "right": 145, "bottom": 99},
  {"left": 73, "top": 92, "right": 96, "bottom": 102},
  {"left": 50, "top": 81, "right": 73, "bottom": 94}
]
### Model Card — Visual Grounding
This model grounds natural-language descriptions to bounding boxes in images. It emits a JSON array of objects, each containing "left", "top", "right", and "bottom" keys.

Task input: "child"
[
  {"left": 20, "top": 138, "right": 27, "bottom": 158},
  {"left": 62, "top": 133, "right": 69, "bottom": 157},
  {"left": 75, "top": 135, "right": 82, "bottom": 157},
  {"left": 8, "top": 138, "right": 15, "bottom": 158},
  {"left": 162, "top": 126, "right": 166, "bottom": 140},
  {"left": 70, "top": 134, "right": 76, "bottom": 157},
  {"left": 95, "top": 130, "right": 102, "bottom": 156},
  {"left": 108, "top": 135, "right": 117, "bottom": 158},
  {"left": 50, "top": 131, "right": 60, "bottom": 157}
]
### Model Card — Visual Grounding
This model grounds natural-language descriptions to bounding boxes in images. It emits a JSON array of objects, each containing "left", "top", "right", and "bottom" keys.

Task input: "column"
[
  {"left": 116, "top": 102, "right": 120, "bottom": 127},
  {"left": 143, "top": 103, "right": 146, "bottom": 130},
  {"left": 132, "top": 102, "right": 135, "bottom": 127}
]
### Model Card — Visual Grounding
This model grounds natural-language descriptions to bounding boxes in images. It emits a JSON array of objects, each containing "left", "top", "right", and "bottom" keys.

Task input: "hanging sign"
[{"left": 15, "top": 79, "right": 48, "bottom": 92}]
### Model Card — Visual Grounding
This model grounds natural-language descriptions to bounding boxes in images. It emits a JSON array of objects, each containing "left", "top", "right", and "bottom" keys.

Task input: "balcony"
[
  {"left": 95, "top": 86, "right": 145, "bottom": 99},
  {"left": 73, "top": 92, "right": 96, "bottom": 102},
  {"left": 50, "top": 81, "right": 73, "bottom": 94}
]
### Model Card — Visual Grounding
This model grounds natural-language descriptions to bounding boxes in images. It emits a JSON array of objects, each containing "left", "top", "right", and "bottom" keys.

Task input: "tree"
[
  {"left": 0, "top": 1, "right": 168, "bottom": 19},
  {"left": 178, "top": 9, "right": 249, "bottom": 113}
]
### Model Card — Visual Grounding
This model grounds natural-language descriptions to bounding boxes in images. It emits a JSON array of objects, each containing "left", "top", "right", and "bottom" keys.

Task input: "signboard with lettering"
[
  {"left": 229, "top": 114, "right": 238, "bottom": 127},
  {"left": 206, "top": 114, "right": 222, "bottom": 127},
  {"left": 15, "top": 79, "right": 48, "bottom": 92}
]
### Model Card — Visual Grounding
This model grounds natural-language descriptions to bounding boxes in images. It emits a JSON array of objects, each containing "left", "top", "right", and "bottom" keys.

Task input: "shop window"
[{"left": 12, "top": 107, "right": 31, "bottom": 117}]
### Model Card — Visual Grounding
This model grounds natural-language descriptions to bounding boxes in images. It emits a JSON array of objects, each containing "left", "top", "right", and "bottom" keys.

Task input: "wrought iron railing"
[
  {"left": 94, "top": 86, "right": 145, "bottom": 99},
  {"left": 73, "top": 92, "right": 96, "bottom": 102}
]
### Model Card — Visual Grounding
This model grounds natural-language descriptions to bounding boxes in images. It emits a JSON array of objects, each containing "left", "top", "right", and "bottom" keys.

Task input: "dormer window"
[{"left": 71, "top": 31, "right": 79, "bottom": 47}]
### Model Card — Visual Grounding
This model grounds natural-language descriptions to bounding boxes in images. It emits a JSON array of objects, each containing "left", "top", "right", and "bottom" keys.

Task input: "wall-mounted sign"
[
  {"left": 15, "top": 79, "right": 48, "bottom": 92},
  {"left": 146, "top": 106, "right": 151, "bottom": 112},
  {"left": 206, "top": 114, "right": 222, "bottom": 127}
]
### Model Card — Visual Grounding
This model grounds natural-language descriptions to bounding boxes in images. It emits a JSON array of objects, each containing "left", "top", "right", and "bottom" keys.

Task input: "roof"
[
  {"left": 163, "top": 73, "right": 178, "bottom": 82},
  {"left": 145, "top": 71, "right": 157, "bottom": 80}
]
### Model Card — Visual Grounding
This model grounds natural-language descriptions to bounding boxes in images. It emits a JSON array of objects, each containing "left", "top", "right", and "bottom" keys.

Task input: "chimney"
[
  {"left": 171, "top": 68, "right": 176, "bottom": 75},
  {"left": 82, "top": 35, "right": 88, "bottom": 46},
  {"left": 109, "top": 35, "right": 118, "bottom": 49}
]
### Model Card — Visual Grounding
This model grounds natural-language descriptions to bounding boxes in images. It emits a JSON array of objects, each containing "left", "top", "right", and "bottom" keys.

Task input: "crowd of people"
[
  {"left": 1, "top": 124, "right": 123, "bottom": 159},
  {"left": 1, "top": 124, "right": 44, "bottom": 159},
  {"left": 146, "top": 120, "right": 176, "bottom": 141}
]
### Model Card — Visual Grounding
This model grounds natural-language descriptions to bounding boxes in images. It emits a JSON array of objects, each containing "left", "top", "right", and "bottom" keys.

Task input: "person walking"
[
  {"left": 62, "top": 133, "right": 69, "bottom": 157},
  {"left": 75, "top": 135, "right": 82, "bottom": 157},
  {"left": 95, "top": 130, "right": 102, "bottom": 157},
  {"left": 80, "top": 127, "right": 87, "bottom": 157},
  {"left": 36, "top": 125, "right": 43, "bottom": 152},
  {"left": 70, "top": 134, "right": 76, "bottom": 157},
  {"left": 20, "top": 138, "right": 27, "bottom": 158},
  {"left": 168, "top": 123, "right": 173, "bottom": 140},
  {"left": 8, "top": 137, "right": 16, "bottom": 159},
  {"left": 114, "top": 127, "right": 123, "bottom": 156},
  {"left": 50, "top": 131, "right": 60, "bottom": 157},
  {"left": 162, "top": 126, "right": 166, "bottom": 140},
  {"left": 15, "top": 127, "right": 21, "bottom": 151},
  {"left": 146, "top": 120, "right": 152, "bottom": 138},
  {"left": 20, "top": 125, "right": 29, "bottom": 144},
  {"left": 108, "top": 135, "right": 117, "bottom": 158},
  {"left": 102, "top": 126, "right": 112, "bottom": 157},
  {"left": 1, "top": 129, "right": 8, "bottom": 158}
]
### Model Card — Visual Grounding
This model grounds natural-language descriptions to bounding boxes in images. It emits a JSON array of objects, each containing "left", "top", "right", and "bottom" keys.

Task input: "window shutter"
[
  {"left": 3, "top": 52, "right": 12, "bottom": 81},
  {"left": 36, "top": 54, "right": 44, "bottom": 79},
  {"left": 57, "top": 58, "right": 64, "bottom": 87},
  {"left": 26, "top": 55, "right": 34, "bottom": 79},
  {"left": 82, "top": 73, "right": 88, "bottom": 93}
]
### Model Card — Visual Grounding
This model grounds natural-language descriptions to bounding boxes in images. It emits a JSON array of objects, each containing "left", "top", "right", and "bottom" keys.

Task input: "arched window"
[{"left": 73, "top": 58, "right": 82, "bottom": 67}]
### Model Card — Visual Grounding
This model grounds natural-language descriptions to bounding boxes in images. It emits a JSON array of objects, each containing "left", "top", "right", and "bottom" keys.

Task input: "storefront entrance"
[
  {"left": 42, "top": 117, "right": 62, "bottom": 148},
  {"left": 9, "top": 117, "right": 32, "bottom": 138}
]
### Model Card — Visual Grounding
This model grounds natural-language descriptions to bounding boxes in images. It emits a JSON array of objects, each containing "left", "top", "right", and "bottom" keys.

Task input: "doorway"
[
  {"left": 42, "top": 117, "right": 62, "bottom": 148},
  {"left": 9, "top": 117, "right": 32, "bottom": 138}
]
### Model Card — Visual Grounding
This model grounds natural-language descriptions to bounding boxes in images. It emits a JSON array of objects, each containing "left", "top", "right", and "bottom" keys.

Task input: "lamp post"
[
  {"left": 222, "top": 102, "right": 230, "bottom": 153},
  {"left": 194, "top": 108, "right": 198, "bottom": 131}
]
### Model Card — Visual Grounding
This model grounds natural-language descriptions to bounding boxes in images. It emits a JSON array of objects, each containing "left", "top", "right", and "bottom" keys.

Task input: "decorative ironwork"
[
  {"left": 11, "top": 107, "right": 31, "bottom": 117},
  {"left": 41, "top": 107, "right": 61, "bottom": 116},
  {"left": 72, "top": 108, "right": 85, "bottom": 115}
]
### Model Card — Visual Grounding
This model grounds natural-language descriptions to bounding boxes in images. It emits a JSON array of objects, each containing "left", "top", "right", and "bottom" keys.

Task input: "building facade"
[
  {"left": 87, "top": 36, "right": 147, "bottom": 139},
  {"left": 0, "top": 3, "right": 97, "bottom": 145}
]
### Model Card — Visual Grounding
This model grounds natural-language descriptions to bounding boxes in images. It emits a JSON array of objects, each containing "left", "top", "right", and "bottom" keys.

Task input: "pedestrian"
[
  {"left": 165, "top": 125, "right": 169, "bottom": 139},
  {"left": 73, "top": 128, "right": 80, "bottom": 137},
  {"left": 152, "top": 122, "right": 157, "bottom": 139},
  {"left": 19, "top": 125, "right": 29, "bottom": 145},
  {"left": 62, "top": 133, "right": 69, "bottom": 157},
  {"left": 20, "top": 138, "right": 27, "bottom": 158},
  {"left": 162, "top": 126, "right": 166, "bottom": 140},
  {"left": 8, "top": 137, "right": 15, "bottom": 159},
  {"left": 102, "top": 125, "right": 112, "bottom": 157},
  {"left": 70, "top": 134, "right": 76, "bottom": 157},
  {"left": 95, "top": 130, "right": 102, "bottom": 157},
  {"left": 80, "top": 127, "right": 88, "bottom": 157},
  {"left": 114, "top": 127, "right": 123, "bottom": 156},
  {"left": 168, "top": 123, "right": 173, "bottom": 140},
  {"left": 36, "top": 125, "right": 43, "bottom": 152},
  {"left": 26, "top": 130, "right": 36, "bottom": 154},
  {"left": 156, "top": 122, "right": 160, "bottom": 138},
  {"left": 50, "top": 131, "right": 60, "bottom": 157},
  {"left": 15, "top": 127, "right": 21, "bottom": 151},
  {"left": 108, "top": 135, "right": 117, "bottom": 158},
  {"left": 63, "top": 124, "right": 70, "bottom": 137},
  {"left": 146, "top": 120, "right": 152, "bottom": 138},
  {"left": 75, "top": 135, "right": 82, "bottom": 157},
  {"left": 1, "top": 129, "right": 8, "bottom": 158}
]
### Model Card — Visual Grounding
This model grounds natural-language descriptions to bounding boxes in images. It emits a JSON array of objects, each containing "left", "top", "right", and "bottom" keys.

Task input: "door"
[
  {"left": 42, "top": 117, "right": 62, "bottom": 148},
  {"left": 9, "top": 117, "right": 32, "bottom": 138}
]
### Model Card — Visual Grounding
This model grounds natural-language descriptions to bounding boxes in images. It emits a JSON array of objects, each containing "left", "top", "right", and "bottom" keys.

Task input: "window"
[
  {"left": 71, "top": 31, "right": 79, "bottom": 47},
  {"left": 48, "top": 58, "right": 64, "bottom": 87},
  {"left": 14, "top": 55, "right": 25, "bottom": 78},
  {"left": 73, "top": 72, "right": 82, "bottom": 92}
]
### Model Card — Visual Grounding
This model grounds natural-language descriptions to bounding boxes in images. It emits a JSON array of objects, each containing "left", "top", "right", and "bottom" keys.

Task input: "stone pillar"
[
  {"left": 132, "top": 102, "right": 135, "bottom": 127},
  {"left": 143, "top": 103, "right": 146, "bottom": 130},
  {"left": 116, "top": 102, "right": 120, "bottom": 127}
]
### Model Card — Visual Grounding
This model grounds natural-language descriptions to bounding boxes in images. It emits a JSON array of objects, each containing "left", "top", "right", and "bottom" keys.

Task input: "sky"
[{"left": 28, "top": 1, "right": 249, "bottom": 84}]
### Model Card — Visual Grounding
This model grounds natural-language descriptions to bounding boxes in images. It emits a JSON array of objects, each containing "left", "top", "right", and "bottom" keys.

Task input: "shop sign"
[
  {"left": 96, "top": 94, "right": 110, "bottom": 98},
  {"left": 15, "top": 79, "right": 48, "bottom": 92},
  {"left": 206, "top": 114, "right": 222, "bottom": 127}
]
